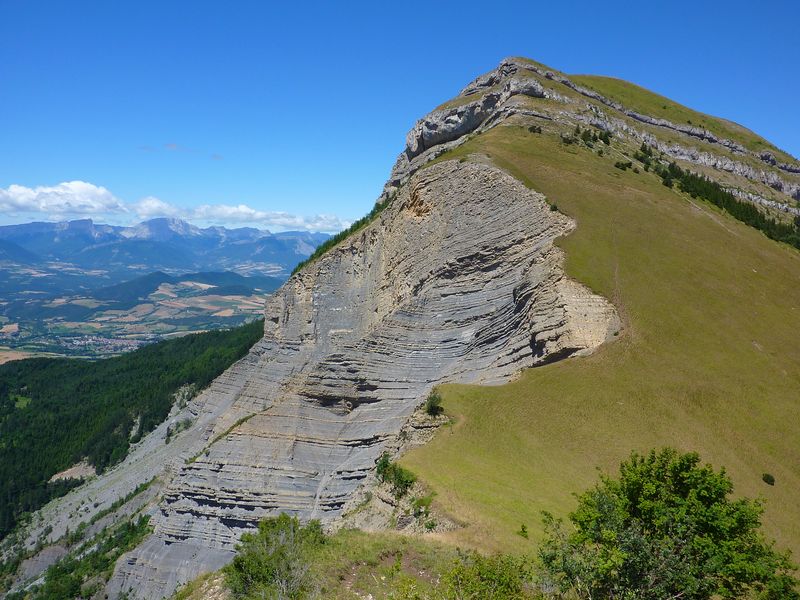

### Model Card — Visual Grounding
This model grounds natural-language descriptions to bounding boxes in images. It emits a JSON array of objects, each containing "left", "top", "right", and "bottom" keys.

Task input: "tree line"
[{"left": 0, "top": 319, "right": 264, "bottom": 539}]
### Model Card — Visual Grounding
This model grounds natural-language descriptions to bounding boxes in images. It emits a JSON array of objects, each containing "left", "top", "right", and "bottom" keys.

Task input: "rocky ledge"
[{"left": 382, "top": 58, "right": 800, "bottom": 208}]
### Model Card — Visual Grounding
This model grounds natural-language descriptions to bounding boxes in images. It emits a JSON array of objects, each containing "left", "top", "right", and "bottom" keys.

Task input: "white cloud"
[
  {"left": 189, "top": 203, "right": 350, "bottom": 232},
  {"left": 0, "top": 181, "right": 350, "bottom": 233},
  {"left": 0, "top": 181, "right": 126, "bottom": 217},
  {"left": 193, "top": 203, "right": 265, "bottom": 222},
  {"left": 132, "top": 196, "right": 182, "bottom": 219}
]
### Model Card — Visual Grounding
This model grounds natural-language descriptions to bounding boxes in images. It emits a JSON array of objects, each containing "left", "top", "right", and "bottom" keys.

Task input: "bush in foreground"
[
  {"left": 538, "top": 448, "right": 799, "bottom": 599},
  {"left": 376, "top": 453, "right": 417, "bottom": 498},
  {"left": 442, "top": 550, "right": 534, "bottom": 599},
  {"left": 222, "top": 449, "right": 797, "bottom": 599},
  {"left": 225, "top": 514, "right": 324, "bottom": 600}
]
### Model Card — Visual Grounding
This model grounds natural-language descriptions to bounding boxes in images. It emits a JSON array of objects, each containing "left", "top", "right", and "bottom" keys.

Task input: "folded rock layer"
[{"left": 106, "top": 159, "right": 618, "bottom": 598}]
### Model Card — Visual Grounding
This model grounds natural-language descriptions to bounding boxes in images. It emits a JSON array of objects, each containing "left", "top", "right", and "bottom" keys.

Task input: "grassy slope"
[
  {"left": 570, "top": 74, "right": 794, "bottom": 160},
  {"left": 173, "top": 530, "right": 456, "bottom": 600},
  {"left": 401, "top": 125, "right": 800, "bottom": 557}
]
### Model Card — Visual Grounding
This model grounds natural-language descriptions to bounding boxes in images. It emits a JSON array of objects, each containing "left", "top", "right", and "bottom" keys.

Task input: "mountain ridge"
[
  {"left": 0, "top": 217, "right": 330, "bottom": 276},
  {"left": 4, "top": 56, "right": 800, "bottom": 599}
]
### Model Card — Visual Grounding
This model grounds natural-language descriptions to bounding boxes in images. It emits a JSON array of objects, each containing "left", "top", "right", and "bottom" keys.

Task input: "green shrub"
[
  {"left": 412, "top": 493, "right": 435, "bottom": 518},
  {"left": 614, "top": 160, "right": 633, "bottom": 171},
  {"left": 442, "top": 550, "right": 533, "bottom": 599},
  {"left": 376, "top": 453, "right": 417, "bottom": 498},
  {"left": 225, "top": 514, "right": 324, "bottom": 600},
  {"left": 424, "top": 390, "right": 444, "bottom": 417},
  {"left": 633, "top": 148, "right": 653, "bottom": 168},
  {"left": 559, "top": 134, "right": 576, "bottom": 145},
  {"left": 763, "top": 472, "right": 776, "bottom": 486},
  {"left": 376, "top": 452, "right": 391, "bottom": 478},
  {"left": 539, "top": 448, "right": 799, "bottom": 599}
]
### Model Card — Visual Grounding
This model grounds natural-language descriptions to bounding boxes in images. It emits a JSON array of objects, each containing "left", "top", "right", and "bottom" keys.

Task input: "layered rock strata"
[
  {"left": 382, "top": 58, "right": 800, "bottom": 207},
  {"left": 105, "top": 159, "right": 618, "bottom": 598}
]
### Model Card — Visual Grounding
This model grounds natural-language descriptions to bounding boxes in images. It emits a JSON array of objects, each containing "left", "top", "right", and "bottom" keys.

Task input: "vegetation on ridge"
[
  {"left": 654, "top": 160, "right": 800, "bottom": 249},
  {"left": 570, "top": 74, "right": 793, "bottom": 158},
  {"left": 0, "top": 319, "right": 264, "bottom": 540},
  {"left": 291, "top": 200, "right": 391, "bottom": 275}
]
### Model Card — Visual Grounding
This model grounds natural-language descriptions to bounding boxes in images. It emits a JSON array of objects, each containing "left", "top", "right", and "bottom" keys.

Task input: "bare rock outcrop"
[
  {"left": 393, "top": 57, "right": 800, "bottom": 206},
  {"left": 104, "top": 159, "right": 618, "bottom": 598},
  {"left": 404, "top": 76, "right": 548, "bottom": 160}
]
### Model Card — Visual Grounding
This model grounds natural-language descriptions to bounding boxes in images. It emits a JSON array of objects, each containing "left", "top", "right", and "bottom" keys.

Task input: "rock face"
[
  {"left": 383, "top": 57, "right": 800, "bottom": 208},
  {"left": 105, "top": 159, "right": 618, "bottom": 598},
  {"left": 32, "top": 53, "right": 800, "bottom": 599},
  {"left": 404, "top": 75, "right": 548, "bottom": 160}
]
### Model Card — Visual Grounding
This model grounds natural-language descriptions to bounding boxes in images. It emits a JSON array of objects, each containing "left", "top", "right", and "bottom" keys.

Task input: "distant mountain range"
[
  {"left": 0, "top": 217, "right": 330, "bottom": 277},
  {"left": 0, "top": 218, "right": 330, "bottom": 358}
]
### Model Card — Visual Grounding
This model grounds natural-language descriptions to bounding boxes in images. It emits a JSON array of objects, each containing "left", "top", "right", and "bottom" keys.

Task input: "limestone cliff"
[
  {"left": 99, "top": 157, "right": 617, "bottom": 598},
  {"left": 13, "top": 54, "right": 796, "bottom": 600}
]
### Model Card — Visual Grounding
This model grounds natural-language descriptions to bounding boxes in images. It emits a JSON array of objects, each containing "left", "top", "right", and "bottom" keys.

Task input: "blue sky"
[{"left": 1, "top": 0, "right": 798, "bottom": 231}]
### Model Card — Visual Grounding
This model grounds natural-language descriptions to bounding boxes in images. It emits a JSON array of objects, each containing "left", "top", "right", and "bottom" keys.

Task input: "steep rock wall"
[{"left": 107, "top": 159, "right": 618, "bottom": 598}]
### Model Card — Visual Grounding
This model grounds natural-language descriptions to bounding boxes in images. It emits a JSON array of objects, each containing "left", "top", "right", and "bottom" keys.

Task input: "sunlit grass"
[
  {"left": 570, "top": 74, "right": 793, "bottom": 159},
  {"left": 403, "top": 125, "right": 800, "bottom": 556}
]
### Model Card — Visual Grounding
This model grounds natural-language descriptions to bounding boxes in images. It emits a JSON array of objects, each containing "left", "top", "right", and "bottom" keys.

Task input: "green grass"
[
  {"left": 173, "top": 529, "right": 458, "bottom": 600},
  {"left": 310, "top": 529, "right": 458, "bottom": 598},
  {"left": 402, "top": 125, "right": 800, "bottom": 558},
  {"left": 570, "top": 74, "right": 794, "bottom": 159}
]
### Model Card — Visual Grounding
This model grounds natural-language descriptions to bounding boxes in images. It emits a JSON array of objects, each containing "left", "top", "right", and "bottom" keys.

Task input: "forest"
[{"left": 0, "top": 319, "right": 264, "bottom": 539}]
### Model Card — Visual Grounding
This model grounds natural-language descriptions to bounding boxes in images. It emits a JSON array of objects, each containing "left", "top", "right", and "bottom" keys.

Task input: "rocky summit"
[{"left": 6, "top": 56, "right": 800, "bottom": 599}]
